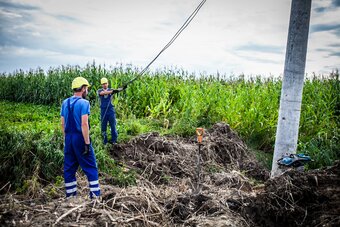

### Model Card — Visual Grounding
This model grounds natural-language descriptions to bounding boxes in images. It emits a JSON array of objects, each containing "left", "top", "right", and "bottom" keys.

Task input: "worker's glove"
[{"left": 83, "top": 143, "right": 90, "bottom": 156}]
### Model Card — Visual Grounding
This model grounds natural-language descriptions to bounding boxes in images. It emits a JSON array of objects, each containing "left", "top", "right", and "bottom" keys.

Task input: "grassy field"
[
  {"left": 0, "top": 64, "right": 339, "bottom": 189},
  {"left": 0, "top": 101, "right": 136, "bottom": 189}
]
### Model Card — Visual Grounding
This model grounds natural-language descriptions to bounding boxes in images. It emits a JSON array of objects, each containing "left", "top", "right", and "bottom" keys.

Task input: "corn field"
[{"left": 0, "top": 64, "right": 339, "bottom": 186}]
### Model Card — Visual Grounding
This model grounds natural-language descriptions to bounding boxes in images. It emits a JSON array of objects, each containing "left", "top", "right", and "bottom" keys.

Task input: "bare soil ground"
[{"left": 0, "top": 123, "right": 339, "bottom": 226}]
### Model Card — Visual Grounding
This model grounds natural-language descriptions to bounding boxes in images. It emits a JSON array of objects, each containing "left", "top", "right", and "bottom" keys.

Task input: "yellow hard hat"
[
  {"left": 101, "top": 77, "right": 108, "bottom": 84},
  {"left": 72, "top": 77, "right": 90, "bottom": 89}
]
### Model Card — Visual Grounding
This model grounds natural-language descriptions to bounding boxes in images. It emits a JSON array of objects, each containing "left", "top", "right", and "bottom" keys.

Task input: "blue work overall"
[
  {"left": 63, "top": 97, "right": 100, "bottom": 198},
  {"left": 98, "top": 89, "right": 118, "bottom": 144}
]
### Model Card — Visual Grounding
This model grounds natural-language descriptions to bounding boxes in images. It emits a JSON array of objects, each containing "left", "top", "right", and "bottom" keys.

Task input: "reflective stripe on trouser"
[
  {"left": 101, "top": 109, "right": 118, "bottom": 144},
  {"left": 65, "top": 181, "right": 77, "bottom": 197},
  {"left": 89, "top": 180, "right": 100, "bottom": 198},
  {"left": 64, "top": 132, "right": 100, "bottom": 198}
]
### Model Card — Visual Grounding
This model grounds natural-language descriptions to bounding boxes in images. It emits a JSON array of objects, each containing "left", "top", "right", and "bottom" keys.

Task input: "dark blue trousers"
[
  {"left": 64, "top": 132, "right": 100, "bottom": 198},
  {"left": 101, "top": 109, "right": 118, "bottom": 144}
]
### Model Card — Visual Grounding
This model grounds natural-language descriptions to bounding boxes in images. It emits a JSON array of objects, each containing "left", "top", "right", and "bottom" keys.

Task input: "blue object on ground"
[{"left": 277, "top": 153, "right": 312, "bottom": 167}]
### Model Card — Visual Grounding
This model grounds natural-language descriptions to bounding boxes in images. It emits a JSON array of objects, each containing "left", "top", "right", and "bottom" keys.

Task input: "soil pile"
[
  {"left": 0, "top": 123, "right": 339, "bottom": 226},
  {"left": 243, "top": 161, "right": 340, "bottom": 227},
  {"left": 111, "top": 122, "right": 268, "bottom": 184}
]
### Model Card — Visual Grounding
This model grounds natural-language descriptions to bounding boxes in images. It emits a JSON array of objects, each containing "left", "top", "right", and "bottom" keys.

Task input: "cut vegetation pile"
[{"left": 1, "top": 123, "right": 338, "bottom": 226}]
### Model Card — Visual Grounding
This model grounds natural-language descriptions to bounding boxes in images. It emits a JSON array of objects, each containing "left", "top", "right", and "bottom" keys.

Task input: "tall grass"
[
  {"left": 0, "top": 64, "right": 339, "bottom": 172},
  {"left": 0, "top": 101, "right": 136, "bottom": 188}
]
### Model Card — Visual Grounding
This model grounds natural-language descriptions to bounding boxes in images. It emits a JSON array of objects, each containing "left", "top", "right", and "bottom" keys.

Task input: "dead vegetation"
[{"left": 0, "top": 123, "right": 339, "bottom": 226}]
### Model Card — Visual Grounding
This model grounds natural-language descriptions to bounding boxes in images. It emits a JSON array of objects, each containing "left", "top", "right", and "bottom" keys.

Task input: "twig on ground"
[{"left": 54, "top": 203, "right": 84, "bottom": 225}]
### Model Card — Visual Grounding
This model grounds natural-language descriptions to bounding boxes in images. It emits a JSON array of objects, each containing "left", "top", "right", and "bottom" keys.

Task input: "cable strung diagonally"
[
  {"left": 102, "top": 0, "right": 207, "bottom": 120},
  {"left": 125, "top": 0, "right": 207, "bottom": 85}
]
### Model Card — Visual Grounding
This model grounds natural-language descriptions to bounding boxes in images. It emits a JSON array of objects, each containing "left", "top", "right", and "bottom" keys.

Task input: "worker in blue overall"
[
  {"left": 97, "top": 77, "right": 126, "bottom": 144},
  {"left": 60, "top": 77, "right": 100, "bottom": 199}
]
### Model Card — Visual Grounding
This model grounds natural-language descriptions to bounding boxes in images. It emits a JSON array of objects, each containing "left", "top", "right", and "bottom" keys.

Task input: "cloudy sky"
[{"left": 0, "top": 0, "right": 339, "bottom": 77}]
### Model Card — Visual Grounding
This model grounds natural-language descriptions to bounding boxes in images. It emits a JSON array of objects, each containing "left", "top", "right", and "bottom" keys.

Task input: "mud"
[{"left": 0, "top": 123, "right": 339, "bottom": 226}]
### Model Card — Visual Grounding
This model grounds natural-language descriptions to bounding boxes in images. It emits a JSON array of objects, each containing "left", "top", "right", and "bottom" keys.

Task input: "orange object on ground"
[{"left": 196, "top": 128, "right": 204, "bottom": 143}]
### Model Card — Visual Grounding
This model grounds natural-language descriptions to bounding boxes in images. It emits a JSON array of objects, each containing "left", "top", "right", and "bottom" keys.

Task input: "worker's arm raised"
[
  {"left": 99, "top": 87, "right": 126, "bottom": 96},
  {"left": 99, "top": 90, "right": 112, "bottom": 96}
]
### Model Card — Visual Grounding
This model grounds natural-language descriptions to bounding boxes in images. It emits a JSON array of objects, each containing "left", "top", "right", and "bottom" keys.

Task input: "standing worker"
[
  {"left": 60, "top": 77, "right": 100, "bottom": 199},
  {"left": 97, "top": 77, "right": 126, "bottom": 145}
]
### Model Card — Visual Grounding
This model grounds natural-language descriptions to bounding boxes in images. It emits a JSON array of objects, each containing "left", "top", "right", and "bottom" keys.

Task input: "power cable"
[
  {"left": 101, "top": 0, "right": 207, "bottom": 125},
  {"left": 126, "top": 0, "right": 207, "bottom": 85}
]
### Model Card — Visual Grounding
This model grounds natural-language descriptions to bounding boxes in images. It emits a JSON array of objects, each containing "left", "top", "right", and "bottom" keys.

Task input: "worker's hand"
[{"left": 83, "top": 143, "right": 90, "bottom": 156}]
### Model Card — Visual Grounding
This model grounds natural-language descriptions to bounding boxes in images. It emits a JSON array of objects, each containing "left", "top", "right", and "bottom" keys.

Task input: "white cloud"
[
  {"left": 0, "top": 0, "right": 339, "bottom": 76},
  {"left": 0, "top": 8, "right": 22, "bottom": 18}
]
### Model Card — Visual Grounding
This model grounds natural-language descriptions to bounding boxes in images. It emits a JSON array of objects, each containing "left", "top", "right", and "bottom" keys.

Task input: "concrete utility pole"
[{"left": 271, "top": 0, "right": 312, "bottom": 178}]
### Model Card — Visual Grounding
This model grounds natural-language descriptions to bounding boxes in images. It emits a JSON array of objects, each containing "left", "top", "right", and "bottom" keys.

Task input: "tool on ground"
[
  {"left": 277, "top": 153, "right": 312, "bottom": 168},
  {"left": 194, "top": 128, "right": 204, "bottom": 194}
]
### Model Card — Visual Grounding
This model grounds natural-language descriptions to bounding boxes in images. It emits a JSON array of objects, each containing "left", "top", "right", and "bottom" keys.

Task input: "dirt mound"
[
  {"left": 110, "top": 122, "right": 269, "bottom": 184},
  {"left": 242, "top": 161, "right": 340, "bottom": 227}
]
